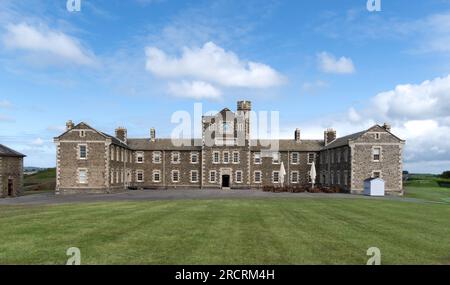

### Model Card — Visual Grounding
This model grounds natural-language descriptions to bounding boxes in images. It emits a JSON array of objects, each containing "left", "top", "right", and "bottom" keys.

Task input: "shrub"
[{"left": 441, "top": 171, "right": 450, "bottom": 179}]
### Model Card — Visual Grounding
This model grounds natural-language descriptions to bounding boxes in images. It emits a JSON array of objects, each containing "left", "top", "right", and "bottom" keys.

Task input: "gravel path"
[{"left": 0, "top": 189, "right": 424, "bottom": 206}]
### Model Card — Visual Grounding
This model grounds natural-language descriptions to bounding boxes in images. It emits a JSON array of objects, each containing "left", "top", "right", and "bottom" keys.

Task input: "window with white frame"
[
  {"left": 172, "top": 170, "right": 180, "bottom": 183},
  {"left": 136, "top": 170, "right": 144, "bottom": 182},
  {"left": 125, "top": 150, "right": 128, "bottom": 163},
  {"left": 336, "top": 151, "right": 341, "bottom": 163},
  {"left": 344, "top": 171, "right": 348, "bottom": 186},
  {"left": 223, "top": 151, "right": 230, "bottom": 164},
  {"left": 232, "top": 151, "right": 240, "bottom": 164},
  {"left": 235, "top": 171, "right": 243, "bottom": 183},
  {"left": 306, "top": 171, "right": 312, "bottom": 183},
  {"left": 190, "top": 170, "right": 199, "bottom": 183},
  {"left": 344, "top": 148, "right": 348, "bottom": 162},
  {"left": 307, "top": 153, "right": 315, "bottom": 164},
  {"left": 254, "top": 171, "right": 262, "bottom": 183},
  {"left": 272, "top": 152, "right": 280, "bottom": 164},
  {"left": 212, "top": 151, "right": 220, "bottom": 164},
  {"left": 372, "top": 170, "right": 382, "bottom": 178},
  {"left": 330, "top": 171, "right": 334, "bottom": 184},
  {"left": 337, "top": 171, "right": 341, "bottom": 185},
  {"left": 272, "top": 171, "right": 280, "bottom": 183},
  {"left": 375, "top": 133, "right": 381, "bottom": 140},
  {"left": 80, "top": 130, "right": 86, "bottom": 137},
  {"left": 116, "top": 148, "right": 119, "bottom": 161},
  {"left": 116, "top": 170, "right": 119, "bottom": 184},
  {"left": 209, "top": 170, "right": 217, "bottom": 183},
  {"left": 254, "top": 153, "right": 261, "bottom": 164},
  {"left": 153, "top": 170, "right": 161, "bottom": 182},
  {"left": 152, "top": 151, "right": 161, "bottom": 164},
  {"left": 78, "top": 168, "right": 88, "bottom": 184},
  {"left": 78, "top": 144, "right": 87, "bottom": 159},
  {"left": 110, "top": 147, "right": 114, "bottom": 160},
  {"left": 291, "top": 171, "right": 299, "bottom": 183},
  {"left": 190, "top": 152, "right": 199, "bottom": 164},
  {"left": 171, "top": 152, "right": 180, "bottom": 164},
  {"left": 291, "top": 152, "right": 299, "bottom": 164},
  {"left": 121, "top": 149, "right": 124, "bottom": 162},
  {"left": 136, "top": 152, "right": 144, "bottom": 163},
  {"left": 372, "top": 147, "right": 381, "bottom": 162},
  {"left": 110, "top": 169, "right": 114, "bottom": 184}
]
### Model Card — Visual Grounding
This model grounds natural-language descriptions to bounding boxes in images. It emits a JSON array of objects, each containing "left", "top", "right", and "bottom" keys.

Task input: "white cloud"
[
  {"left": 2, "top": 23, "right": 96, "bottom": 66},
  {"left": 30, "top": 138, "right": 44, "bottom": 146},
  {"left": 280, "top": 74, "right": 450, "bottom": 173},
  {"left": 168, "top": 81, "right": 222, "bottom": 100},
  {"left": 371, "top": 75, "right": 450, "bottom": 121},
  {"left": 317, "top": 52, "right": 355, "bottom": 74},
  {"left": 145, "top": 42, "right": 285, "bottom": 89}
]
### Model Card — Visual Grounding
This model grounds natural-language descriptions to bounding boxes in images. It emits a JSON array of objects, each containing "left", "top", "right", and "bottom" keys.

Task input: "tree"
[{"left": 441, "top": 171, "right": 450, "bottom": 179}]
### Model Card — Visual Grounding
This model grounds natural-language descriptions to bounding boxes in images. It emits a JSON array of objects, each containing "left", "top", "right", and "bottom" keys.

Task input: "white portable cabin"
[{"left": 363, "top": 178, "right": 385, "bottom": 196}]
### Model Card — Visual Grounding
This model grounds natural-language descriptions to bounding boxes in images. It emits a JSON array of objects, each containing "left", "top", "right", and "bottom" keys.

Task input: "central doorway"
[
  {"left": 222, "top": 175, "right": 230, "bottom": 188},
  {"left": 7, "top": 179, "right": 13, "bottom": 196}
]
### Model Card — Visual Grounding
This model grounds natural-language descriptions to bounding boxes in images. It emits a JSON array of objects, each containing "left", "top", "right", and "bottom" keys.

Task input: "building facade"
[
  {"left": 54, "top": 101, "right": 405, "bottom": 195},
  {"left": 0, "top": 144, "right": 26, "bottom": 198}
]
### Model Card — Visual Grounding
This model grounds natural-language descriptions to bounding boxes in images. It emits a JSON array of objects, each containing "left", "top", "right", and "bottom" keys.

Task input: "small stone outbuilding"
[{"left": 0, "top": 144, "right": 26, "bottom": 198}]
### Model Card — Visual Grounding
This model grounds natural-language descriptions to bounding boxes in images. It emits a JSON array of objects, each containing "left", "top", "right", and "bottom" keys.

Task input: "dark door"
[
  {"left": 7, "top": 179, "right": 13, "bottom": 196},
  {"left": 222, "top": 175, "right": 230, "bottom": 188}
]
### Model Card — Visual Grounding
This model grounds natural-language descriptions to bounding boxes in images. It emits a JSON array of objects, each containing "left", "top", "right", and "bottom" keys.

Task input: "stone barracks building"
[
  {"left": 0, "top": 144, "right": 25, "bottom": 198},
  {"left": 54, "top": 101, "right": 405, "bottom": 195}
]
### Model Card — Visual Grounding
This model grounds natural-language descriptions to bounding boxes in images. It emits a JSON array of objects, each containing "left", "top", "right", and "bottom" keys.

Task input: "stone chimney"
[
  {"left": 115, "top": 127, "right": 127, "bottom": 143},
  {"left": 294, "top": 128, "right": 301, "bottom": 142},
  {"left": 324, "top": 128, "right": 337, "bottom": 146},
  {"left": 383, "top": 123, "right": 391, "bottom": 132},
  {"left": 66, "top": 120, "right": 74, "bottom": 131},
  {"left": 150, "top": 128, "right": 156, "bottom": 142}
]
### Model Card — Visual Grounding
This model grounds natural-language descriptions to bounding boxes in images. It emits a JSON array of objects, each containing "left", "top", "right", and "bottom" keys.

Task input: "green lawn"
[
  {"left": 1, "top": 198, "right": 450, "bottom": 265},
  {"left": 23, "top": 168, "right": 56, "bottom": 194},
  {"left": 404, "top": 174, "right": 450, "bottom": 203}
]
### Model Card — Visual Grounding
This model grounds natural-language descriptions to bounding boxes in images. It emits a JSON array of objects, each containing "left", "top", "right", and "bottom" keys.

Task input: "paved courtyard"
[{"left": 0, "top": 189, "right": 415, "bottom": 205}]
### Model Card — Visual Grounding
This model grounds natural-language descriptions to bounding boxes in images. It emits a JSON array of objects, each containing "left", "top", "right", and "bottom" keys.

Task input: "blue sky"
[{"left": 1, "top": 0, "right": 450, "bottom": 173}]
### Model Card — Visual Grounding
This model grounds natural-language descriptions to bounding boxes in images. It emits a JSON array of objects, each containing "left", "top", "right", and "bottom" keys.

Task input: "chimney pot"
[
  {"left": 324, "top": 128, "right": 337, "bottom": 146},
  {"left": 115, "top": 127, "right": 127, "bottom": 143},
  {"left": 383, "top": 123, "right": 391, "bottom": 132},
  {"left": 295, "top": 128, "right": 301, "bottom": 142},
  {"left": 150, "top": 128, "right": 156, "bottom": 141},
  {"left": 66, "top": 120, "right": 74, "bottom": 131}
]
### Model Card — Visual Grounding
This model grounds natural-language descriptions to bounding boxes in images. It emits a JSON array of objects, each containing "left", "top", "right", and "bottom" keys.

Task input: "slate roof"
[
  {"left": 126, "top": 138, "right": 324, "bottom": 151},
  {"left": 127, "top": 139, "right": 203, "bottom": 151},
  {"left": 250, "top": 139, "right": 324, "bottom": 151},
  {"left": 322, "top": 131, "right": 366, "bottom": 149},
  {"left": 0, "top": 144, "right": 26, "bottom": 157}
]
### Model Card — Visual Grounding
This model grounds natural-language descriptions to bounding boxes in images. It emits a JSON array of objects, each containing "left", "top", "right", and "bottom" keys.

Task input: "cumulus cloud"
[
  {"left": 370, "top": 75, "right": 450, "bottom": 121},
  {"left": 317, "top": 52, "right": 355, "bottom": 74},
  {"left": 281, "top": 74, "right": 450, "bottom": 173},
  {"left": 145, "top": 42, "right": 285, "bottom": 89},
  {"left": 2, "top": 23, "right": 96, "bottom": 66},
  {"left": 168, "top": 81, "right": 222, "bottom": 100}
]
